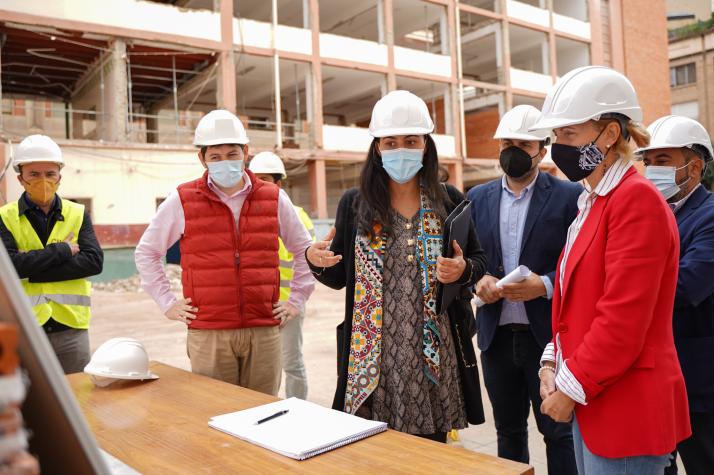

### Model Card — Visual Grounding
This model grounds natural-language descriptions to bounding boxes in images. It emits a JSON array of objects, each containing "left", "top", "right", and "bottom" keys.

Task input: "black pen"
[{"left": 254, "top": 409, "right": 289, "bottom": 425}]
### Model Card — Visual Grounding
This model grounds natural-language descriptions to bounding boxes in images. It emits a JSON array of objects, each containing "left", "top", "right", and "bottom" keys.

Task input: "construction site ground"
[{"left": 88, "top": 282, "right": 687, "bottom": 474}]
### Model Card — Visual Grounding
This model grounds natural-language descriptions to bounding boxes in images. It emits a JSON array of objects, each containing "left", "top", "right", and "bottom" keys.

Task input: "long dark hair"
[{"left": 355, "top": 134, "right": 448, "bottom": 237}]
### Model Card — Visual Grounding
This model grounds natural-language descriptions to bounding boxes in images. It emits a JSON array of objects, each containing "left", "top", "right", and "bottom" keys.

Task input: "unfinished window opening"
[
  {"left": 319, "top": 1, "right": 380, "bottom": 43},
  {"left": 393, "top": 0, "right": 449, "bottom": 55},
  {"left": 235, "top": 0, "right": 306, "bottom": 28},
  {"left": 556, "top": 37, "right": 590, "bottom": 77},
  {"left": 460, "top": 11, "right": 504, "bottom": 84},
  {"left": 233, "top": 54, "right": 278, "bottom": 149},
  {"left": 553, "top": 0, "right": 589, "bottom": 22},
  {"left": 321, "top": 66, "right": 385, "bottom": 128},
  {"left": 126, "top": 42, "right": 217, "bottom": 145},
  {"left": 0, "top": 24, "right": 108, "bottom": 141},
  {"left": 509, "top": 25, "right": 550, "bottom": 75},
  {"left": 277, "top": 59, "right": 313, "bottom": 149},
  {"left": 460, "top": 1, "right": 500, "bottom": 13}
]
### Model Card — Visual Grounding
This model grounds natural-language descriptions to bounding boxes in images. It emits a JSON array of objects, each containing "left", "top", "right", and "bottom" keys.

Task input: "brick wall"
[
  {"left": 621, "top": 0, "right": 672, "bottom": 123},
  {"left": 464, "top": 107, "right": 500, "bottom": 159}
]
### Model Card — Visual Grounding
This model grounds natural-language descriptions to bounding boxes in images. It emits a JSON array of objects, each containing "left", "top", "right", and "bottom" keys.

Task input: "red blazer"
[{"left": 552, "top": 167, "right": 691, "bottom": 458}]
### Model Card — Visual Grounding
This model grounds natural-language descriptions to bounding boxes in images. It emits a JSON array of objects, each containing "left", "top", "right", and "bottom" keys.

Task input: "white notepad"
[{"left": 209, "top": 397, "right": 388, "bottom": 460}]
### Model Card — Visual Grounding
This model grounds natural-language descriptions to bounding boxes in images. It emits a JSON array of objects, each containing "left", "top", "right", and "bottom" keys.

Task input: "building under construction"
[{"left": 0, "top": 0, "right": 670, "bottom": 246}]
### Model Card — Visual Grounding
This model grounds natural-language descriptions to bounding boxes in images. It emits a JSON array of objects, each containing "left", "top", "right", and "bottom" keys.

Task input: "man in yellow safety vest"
[
  {"left": 249, "top": 151, "right": 315, "bottom": 399},
  {"left": 0, "top": 135, "right": 103, "bottom": 374}
]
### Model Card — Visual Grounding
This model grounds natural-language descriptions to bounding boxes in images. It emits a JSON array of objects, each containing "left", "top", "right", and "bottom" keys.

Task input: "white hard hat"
[
  {"left": 248, "top": 151, "right": 287, "bottom": 179},
  {"left": 193, "top": 109, "right": 249, "bottom": 146},
  {"left": 84, "top": 337, "right": 158, "bottom": 387},
  {"left": 530, "top": 66, "right": 642, "bottom": 132},
  {"left": 368, "top": 90, "right": 434, "bottom": 138},
  {"left": 494, "top": 105, "right": 551, "bottom": 141},
  {"left": 13, "top": 134, "right": 64, "bottom": 173},
  {"left": 636, "top": 115, "right": 713, "bottom": 163}
]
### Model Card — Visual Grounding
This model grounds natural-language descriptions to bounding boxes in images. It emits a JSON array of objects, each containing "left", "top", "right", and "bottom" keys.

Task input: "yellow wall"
[{"left": 5, "top": 143, "right": 204, "bottom": 225}]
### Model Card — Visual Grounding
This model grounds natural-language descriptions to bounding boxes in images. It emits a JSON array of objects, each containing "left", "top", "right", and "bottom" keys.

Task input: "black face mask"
[
  {"left": 551, "top": 128, "right": 608, "bottom": 182},
  {"left": 499, "top": 146, "right": 537, "bottom": 178}
]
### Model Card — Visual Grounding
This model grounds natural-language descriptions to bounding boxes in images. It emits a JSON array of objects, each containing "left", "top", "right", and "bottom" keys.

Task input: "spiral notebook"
[{"left": 209, "top": 398, "right": 388, "bottom": 460}]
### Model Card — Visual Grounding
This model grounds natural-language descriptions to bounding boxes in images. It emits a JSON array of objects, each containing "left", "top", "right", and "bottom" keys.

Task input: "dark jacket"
[
  {"left": 467, "top": 172, "right": 581, "bottom": 351},
  {"left": 0, "top": 193, "right": 103, "bottom": 283},
  {"left": 308, "top": 185, "right": 487, "bottom": 425},
  {"left": 672, "top": 185, "right": 714, "bottom": 412}
]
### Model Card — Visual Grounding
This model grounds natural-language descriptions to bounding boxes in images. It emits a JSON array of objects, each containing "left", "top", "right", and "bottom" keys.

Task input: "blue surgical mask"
[
  {"left": 645, "top": 163, "right": 690, "bottom": 201},
  {"left": 380, "top": 148, "right": 424, "bottom": 184},
  {"left": 207, "top": 159, "right": 244, "bottom": 188}
]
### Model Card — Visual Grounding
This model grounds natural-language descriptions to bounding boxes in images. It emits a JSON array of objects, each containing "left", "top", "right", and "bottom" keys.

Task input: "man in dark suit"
[
  {"left": 640, "top": 115, "right": 714, "bottom": 475},
  {"left": 467, "top": 105, "right": 580, "bottom": 473}
]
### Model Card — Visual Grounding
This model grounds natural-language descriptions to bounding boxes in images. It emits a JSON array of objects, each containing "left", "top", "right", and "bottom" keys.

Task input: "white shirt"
[
  {"left": 541, "top": 159, "right": 633, "bottom": 405},
  {"left": 670, "top": 184, "right": 701, "bottom": 214}
]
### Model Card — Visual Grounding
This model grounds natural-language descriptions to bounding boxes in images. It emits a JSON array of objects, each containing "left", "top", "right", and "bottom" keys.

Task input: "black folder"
[{"left": 436, "top": 200, "right": 472, "bottom": 315}]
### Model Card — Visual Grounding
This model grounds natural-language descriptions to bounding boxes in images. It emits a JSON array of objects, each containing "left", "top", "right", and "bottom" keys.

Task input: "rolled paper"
[{"left": 474, "top": 265, "right": 532, "bottom": 308}]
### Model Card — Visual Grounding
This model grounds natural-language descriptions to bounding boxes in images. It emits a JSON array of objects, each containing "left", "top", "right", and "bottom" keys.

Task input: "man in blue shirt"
[
  {"left": 640, "top": 115, "right": 714, "bottom": 475},
  {"left": 468, "top": 105, "right": 581, "bottom": 473}
]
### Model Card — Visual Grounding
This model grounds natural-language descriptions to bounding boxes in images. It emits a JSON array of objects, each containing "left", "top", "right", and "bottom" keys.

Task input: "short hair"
[
  {"left": 199, "top": 144, "right": 245, "bottom": 157},
  {"left": 271, "top": 174, "right": 283, "bottom": 184},
  {"left": 685, "top": 144, "right": 711, "bottom": 163}
]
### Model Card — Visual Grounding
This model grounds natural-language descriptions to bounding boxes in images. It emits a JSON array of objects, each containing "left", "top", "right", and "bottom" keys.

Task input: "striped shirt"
[{"left": 541, "top": 158, "right": 633, "bottom": 405}]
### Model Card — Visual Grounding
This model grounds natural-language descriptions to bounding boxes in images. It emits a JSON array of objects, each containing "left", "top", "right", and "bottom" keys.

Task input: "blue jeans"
[{"left": 573, "top": 416, "right": 672, "bottom": 474}]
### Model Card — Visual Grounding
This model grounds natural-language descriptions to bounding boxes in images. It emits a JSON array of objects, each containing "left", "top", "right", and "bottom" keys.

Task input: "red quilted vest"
[{"left": 177, "top": 169, "right": 280, "bottom": 329}]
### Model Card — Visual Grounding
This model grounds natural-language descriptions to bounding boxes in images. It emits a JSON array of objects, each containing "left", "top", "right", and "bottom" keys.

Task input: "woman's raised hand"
[{"left": 306, "top": 227, "right": 342, "bottom": 268}]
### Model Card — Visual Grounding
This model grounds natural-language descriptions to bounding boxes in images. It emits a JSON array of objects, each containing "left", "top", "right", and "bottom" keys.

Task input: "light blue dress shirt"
[{"left": 498, "top": 172, "right": 553, "bottom": 326}]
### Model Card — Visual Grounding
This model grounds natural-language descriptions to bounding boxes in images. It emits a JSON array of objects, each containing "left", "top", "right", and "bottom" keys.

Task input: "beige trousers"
[{"left": 186, "top": 326, "right": 281, "bottom": 396}]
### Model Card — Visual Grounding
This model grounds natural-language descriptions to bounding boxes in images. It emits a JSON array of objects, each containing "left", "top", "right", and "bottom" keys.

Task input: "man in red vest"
[{"left": 135, "top": 110, "right": 314, "bottom": 395}]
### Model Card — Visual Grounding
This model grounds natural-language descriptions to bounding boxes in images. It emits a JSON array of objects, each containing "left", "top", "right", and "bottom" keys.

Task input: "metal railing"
[{"left": 0, "top": 102, "right": 311, "bottom": 148}]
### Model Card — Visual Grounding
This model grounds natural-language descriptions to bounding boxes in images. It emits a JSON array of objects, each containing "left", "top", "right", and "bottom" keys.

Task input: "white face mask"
[
  {"left": 644, "top": 163, "right": 691, "bottom": 201},
  {"left": 206, "top": 159, "right": 244, "bottom": 188}
]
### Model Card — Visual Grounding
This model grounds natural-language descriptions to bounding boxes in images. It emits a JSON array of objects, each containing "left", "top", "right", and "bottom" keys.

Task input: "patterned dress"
[{"left": 356, "top": 210, "right": 467, "bottom": 434}]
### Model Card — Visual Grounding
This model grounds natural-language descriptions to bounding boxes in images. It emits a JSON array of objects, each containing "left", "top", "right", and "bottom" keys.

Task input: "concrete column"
[
  {"left": 104, "top": 40, "right": 129, "bottom": 142},
  {"left": 447, "top": 162, "right": 464, "bottom": 191},
  {"left": 308, "top": 0, "right": 324, "bottom": 148},
  {"left": 587, "top": 0, "right": 604, "bottom": 65},
  {"left": 308, "top": 159, "right": 328, "bottom": 219},
  {"left": 217, "top": 0, "right": 237, "bottom": 112},
  {"left": 146, "top": 105, "right": 160, "bottom": 144},
  {"left": 383, "top": 0, "right": 397, "bottom": 91}
]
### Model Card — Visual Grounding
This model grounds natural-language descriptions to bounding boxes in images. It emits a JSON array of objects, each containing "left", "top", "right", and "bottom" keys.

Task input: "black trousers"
[
  {"left": 481, "top": 326, "right": 577, "bottom": 475},
  {"left": 665, "top": 411, "right": 714, "bottom": 475}
]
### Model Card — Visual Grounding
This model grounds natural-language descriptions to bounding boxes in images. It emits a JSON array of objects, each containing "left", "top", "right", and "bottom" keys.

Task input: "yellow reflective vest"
[
  {"left": 0, "top": 199, "right": 92, "bottom": 329},
  {"left": 279, "top": 206, "right": 315, "bottom": 302}
]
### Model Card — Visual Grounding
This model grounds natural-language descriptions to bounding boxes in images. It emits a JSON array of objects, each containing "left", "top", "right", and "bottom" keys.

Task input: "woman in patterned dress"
[{"left": 306, "top": 90, "right": 487, "bottom": 442}]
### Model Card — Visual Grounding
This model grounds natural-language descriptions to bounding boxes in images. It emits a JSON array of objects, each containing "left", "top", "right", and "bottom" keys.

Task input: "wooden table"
[{"left": 68, "top": 363, "right": 533, "bottom": 474}]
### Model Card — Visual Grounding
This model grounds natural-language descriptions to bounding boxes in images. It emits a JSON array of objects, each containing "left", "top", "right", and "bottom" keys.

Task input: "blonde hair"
[{"left": 593, "top": 118, "right": 650, "bottom": 161}]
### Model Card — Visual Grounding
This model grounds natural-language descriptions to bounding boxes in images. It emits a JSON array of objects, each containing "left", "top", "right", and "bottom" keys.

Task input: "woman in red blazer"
[{"left": 530, "top": 66, "right": 691, "bottom": 474}]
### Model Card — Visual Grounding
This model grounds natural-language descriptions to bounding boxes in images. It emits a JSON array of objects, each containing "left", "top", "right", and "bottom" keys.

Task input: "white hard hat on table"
[
  {"left": 248, "top": 151, "right": 287, "bottom": 179},
  {"left": 193, "top": 109, "right": 249, "bottom": 146},
  {"left": 84, "top": 337, "right": 159, "bottom": 387},
  {"left": 368, "top": 90, "right": 434, "bottom": 138},
  {"left": 636, "top": 115, "right": 713, "bottom": 163},
  {"left": 529, "top": 66, "right": 642, "bottom": 133},
  {"left": 494, "top": 105, "right": 551, "bottom": 141},
  {"left": 13, "top": 135, "right": 64, "bottom": 173}
]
